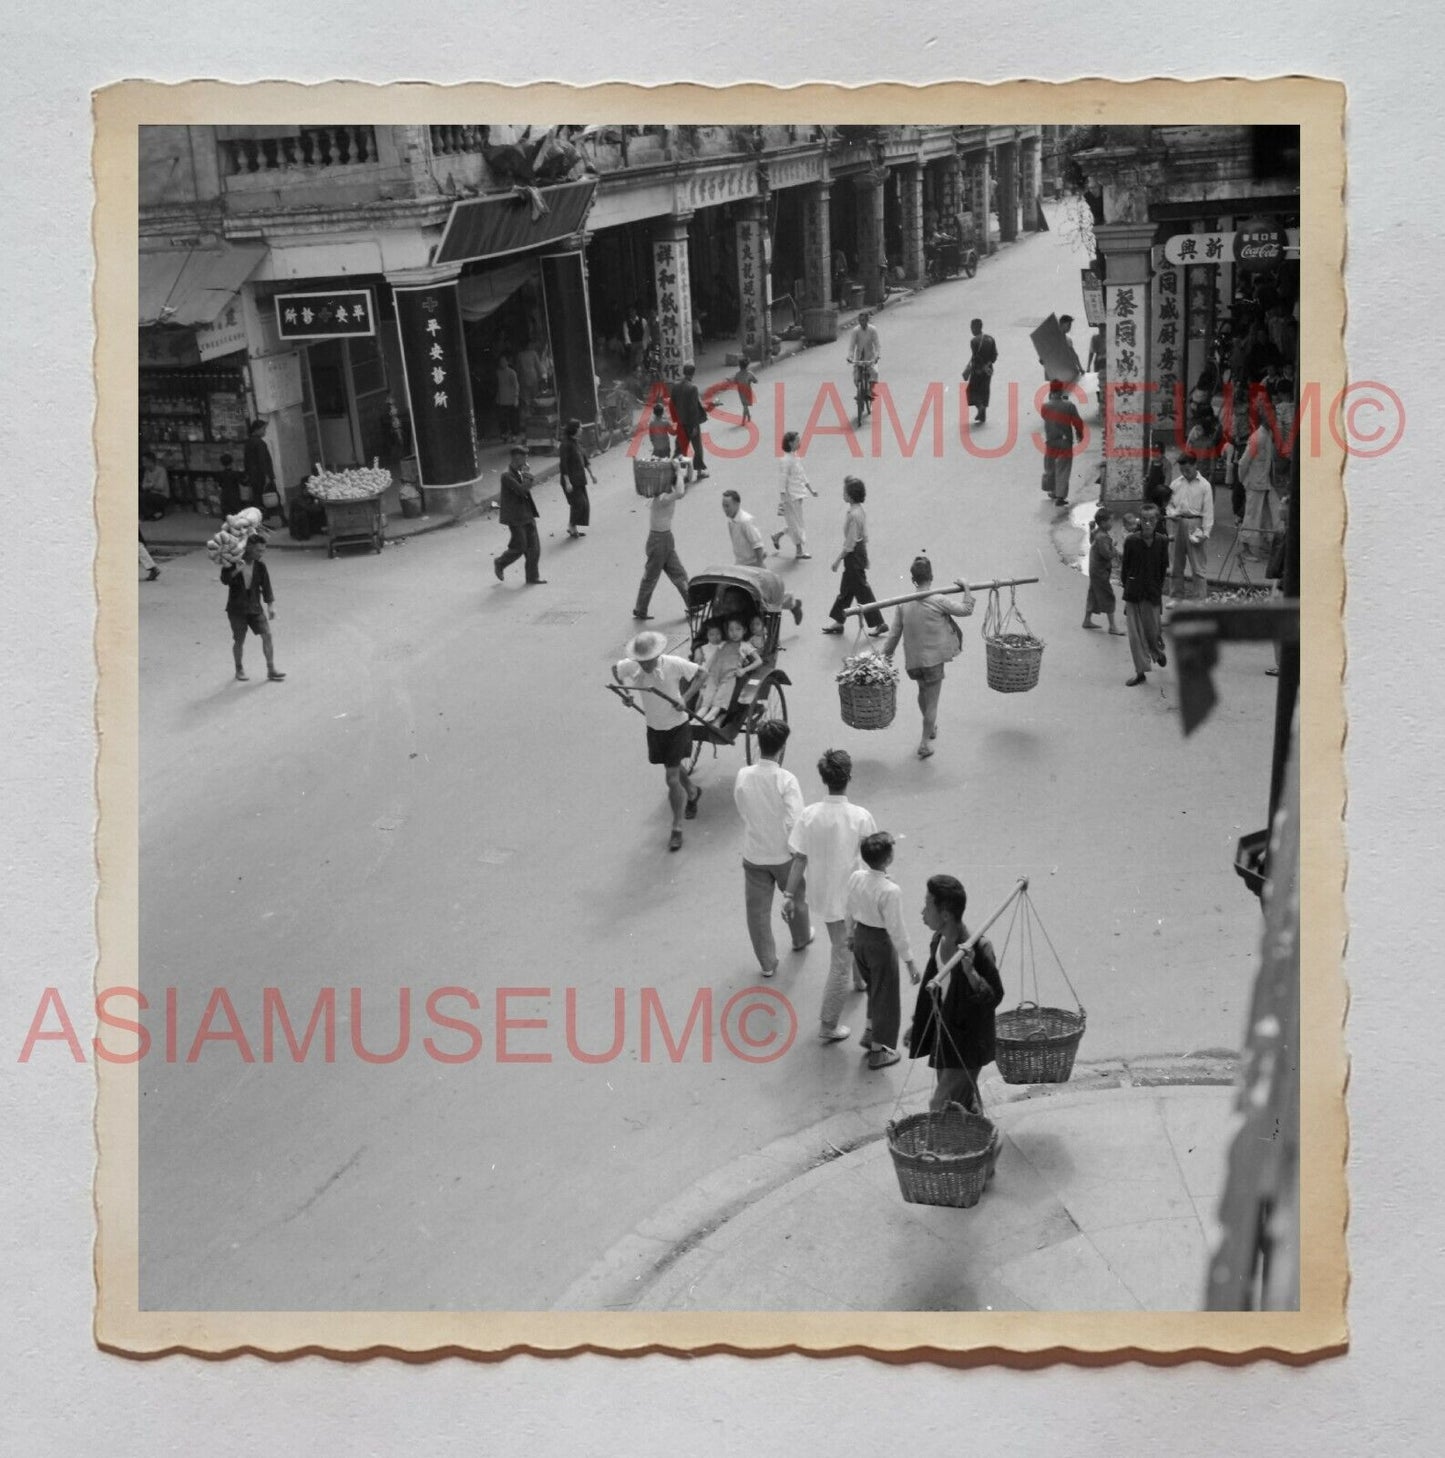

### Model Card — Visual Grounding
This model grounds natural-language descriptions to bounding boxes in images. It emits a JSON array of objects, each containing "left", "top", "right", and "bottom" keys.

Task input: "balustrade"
[{"left": 219, "top": 126, "right": 378, "bottom": 177}]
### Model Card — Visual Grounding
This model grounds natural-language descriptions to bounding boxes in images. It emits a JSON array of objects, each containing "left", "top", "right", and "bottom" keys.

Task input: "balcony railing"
[
  {"left": 218, "top": 126, "right": 379, "bottom": 177},
  {"left": 429, "top": 126, "right": 487, "bottom": 156}
]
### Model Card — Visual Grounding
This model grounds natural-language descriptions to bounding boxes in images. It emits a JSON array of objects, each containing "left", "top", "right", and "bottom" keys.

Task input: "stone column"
[
  {"left": 387, "top": 263, "right": 482, "bottom": 517},
  {"left": 801, "top": 181, "right": 833, "bottom": 307},
  {"left": 900, "top": 163, "right": 926, "bottom": 286},
  {"left": 997, "top": 139, "right": 1020, "bottom": 243},
  {"left": 1093, "top": 220, "right": 1159, "bottom": 507},
  {"left": 942, "top": 155, "right": 963, "bottom": 232},
  {"left": 734, "top": 198, "right": 772, "bottom": 364},
  {"left": 854, "top": 167, "right": 887, "bottom": 307},
  {"left": 1020, "top": 135, "right": 1042, "bottom": 232},
  {"left": 970, "top": 152, "right": 991, "bottom": 255},
  {"left": 652, "top": 213, "right": 695, "bottom": 376}
]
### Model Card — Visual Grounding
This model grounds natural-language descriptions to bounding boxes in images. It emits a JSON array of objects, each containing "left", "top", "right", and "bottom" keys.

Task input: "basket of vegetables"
[{"left": 836, "top": 650, "right": 899, "bottom": 730}]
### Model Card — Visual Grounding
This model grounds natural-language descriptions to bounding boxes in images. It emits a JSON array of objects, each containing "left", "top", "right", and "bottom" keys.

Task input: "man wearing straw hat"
[{"left": 612, "top": 629, "right": 703, "bottom": 852}]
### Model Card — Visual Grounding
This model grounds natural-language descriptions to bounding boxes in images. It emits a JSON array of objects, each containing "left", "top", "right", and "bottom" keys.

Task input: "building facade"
[
  {"left": 138, "top": 122, "right": 1044, "bottom": 517},
  {"left": 1066, "top": 125, "right": 1301, "bottom": 505}
]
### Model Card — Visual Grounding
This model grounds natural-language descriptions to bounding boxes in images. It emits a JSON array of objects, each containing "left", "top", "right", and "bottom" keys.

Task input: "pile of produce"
[
  {"left": 1206, "top": 585, "right": 1274, "bottom": 604},
  {"left": 206, "top": 508, "right": 264, "bottom": 567},
  {"left": 306, "top": 461, "right": 393, "bottom": 502},
  {"left": 835, "top": 650, "right": 900, "bottom": 688}
]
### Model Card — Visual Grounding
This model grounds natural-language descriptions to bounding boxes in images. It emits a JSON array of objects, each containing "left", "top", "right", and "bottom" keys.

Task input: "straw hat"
[{"left": 626, "top": 630, "right": 669, "bottom": 662}]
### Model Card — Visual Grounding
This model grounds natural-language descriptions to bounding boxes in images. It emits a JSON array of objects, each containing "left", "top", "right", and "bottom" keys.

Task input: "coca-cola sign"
[{"left": 1235, "top": 222, "right": 1286, "bottom": 269}]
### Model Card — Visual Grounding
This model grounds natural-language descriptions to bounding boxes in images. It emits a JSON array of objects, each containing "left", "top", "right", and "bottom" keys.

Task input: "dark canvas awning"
[
  {"left": 433, "top": 179, "right": 597, "bottom": 268},
  {"left": 139, "top": 244, "right": 266, "bottom": 328}
]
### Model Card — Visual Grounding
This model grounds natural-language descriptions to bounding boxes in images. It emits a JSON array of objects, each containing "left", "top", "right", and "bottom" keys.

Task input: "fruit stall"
[{"left": 306, "top": 463, "right": 392, "bottom": 558}]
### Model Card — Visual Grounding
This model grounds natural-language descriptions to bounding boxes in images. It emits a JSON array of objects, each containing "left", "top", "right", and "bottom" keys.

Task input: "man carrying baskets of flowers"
[{"left": 881, "top": 554, "right": 975, "bottom": 758}]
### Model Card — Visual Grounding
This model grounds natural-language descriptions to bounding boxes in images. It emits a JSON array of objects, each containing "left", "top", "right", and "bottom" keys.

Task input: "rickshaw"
[
  {"left": 606, "top": 566, "right": 794, "bottom": 764},
  {"left": 683, "top": 566, "right": 793, "bottom": 767}
]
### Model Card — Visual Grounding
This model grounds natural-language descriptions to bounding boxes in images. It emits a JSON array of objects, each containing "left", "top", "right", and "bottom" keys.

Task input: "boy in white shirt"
[{"left": 844, "top": 831, "right": 920, "bottom": 1069}]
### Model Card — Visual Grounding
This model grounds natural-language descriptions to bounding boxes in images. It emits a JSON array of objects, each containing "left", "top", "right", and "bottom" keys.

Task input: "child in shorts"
[{"left": 734, "top": 356, "right": 758, "bottom": 424}]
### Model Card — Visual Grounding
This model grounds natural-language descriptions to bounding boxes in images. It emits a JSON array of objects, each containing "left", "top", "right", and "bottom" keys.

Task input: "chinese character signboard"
[
  {"left": 196, "top": 300, "right": 247, "bottom": 362},
  {"left": 653, "top": 237, "right": 694, "bottom": 376},
  {"left": 1080, "top": 270, "right": 1106, "bottom": 328},
  {"left": 1104, "top": 282, "right": 1145, "bottom": 497},
  {"left": 392, "top": 282, "right": 478, "bottom": 488},
  {"left": 1163, "top": 226, "right": 1295, "bottom": 269},
  {"left": 275, "top": 289, "right": 377, "bottom": 341},
  {"left": 677, "top": 165, "right": 757, "bottom": 214},
  {"left": 1150, "top": 249, "right": 1182, "bottom": 425},
  {"left": 735, "top": 216, "right": 770, "bottom": 364}
]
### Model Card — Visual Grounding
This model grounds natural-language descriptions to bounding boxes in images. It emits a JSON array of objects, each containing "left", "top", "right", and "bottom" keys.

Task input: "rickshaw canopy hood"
[{"left": 687, "top": 565, "right": 790, "bottom": 615}]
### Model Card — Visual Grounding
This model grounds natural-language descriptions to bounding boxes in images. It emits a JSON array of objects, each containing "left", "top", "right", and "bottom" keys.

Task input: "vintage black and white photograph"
[{"left": 97, "top": 85, "right": 1343, "bottom": 1351}]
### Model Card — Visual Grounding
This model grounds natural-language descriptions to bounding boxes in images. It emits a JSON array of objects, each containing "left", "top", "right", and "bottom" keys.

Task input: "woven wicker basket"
[
  {"left": 994, "top": 1002, "right": 1086, "bottom": 1084},
  {"left": 985, "top": 632, "right": 1044, "bottom": 693},
  {"left": 886, "top": 1104, "right": 999, "bottom": 1208},
  {"left": 633, "top": 457, "right": 677, "bottom": 498},
  {"left": 838, "top": 677, "right": 897, "bottom": 730}
]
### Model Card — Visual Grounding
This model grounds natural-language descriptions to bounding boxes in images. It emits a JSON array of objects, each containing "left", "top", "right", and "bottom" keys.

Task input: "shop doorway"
[{"left": 300, "top": 334, "right": 395, "bottom": 470}]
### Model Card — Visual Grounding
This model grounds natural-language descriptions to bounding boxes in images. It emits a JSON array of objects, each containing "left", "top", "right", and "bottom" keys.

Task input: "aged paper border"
[{"left": 94, "top": 77, "right": 1346, "bottom": 1360}]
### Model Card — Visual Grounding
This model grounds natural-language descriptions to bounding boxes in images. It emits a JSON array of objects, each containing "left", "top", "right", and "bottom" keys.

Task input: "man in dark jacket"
[
  {"left": 243, "top": 420, "right": 280, "bottom": 525},
  {"left": 1040, "top": 379, "right": 1086, "bottom": 504},
  {"left": 1121, "top": 504, "right": 1170, "bottom": 686},
  {"left": 668, "top": 363, "right": 710, "bottom": 479},
  {"left": 493, "top": 446, "right": 546, "bottom": 585},
  {"left": 907, "top": 874, "right": 1004, "bottom": 1113},
  {"left": 221, "top": 535, "right": 285, "bottom": 682}
]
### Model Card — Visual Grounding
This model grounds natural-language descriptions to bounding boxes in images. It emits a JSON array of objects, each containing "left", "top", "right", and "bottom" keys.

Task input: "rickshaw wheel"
[{"left": 742, "top": 679, "right": 788, "bottom": 765}]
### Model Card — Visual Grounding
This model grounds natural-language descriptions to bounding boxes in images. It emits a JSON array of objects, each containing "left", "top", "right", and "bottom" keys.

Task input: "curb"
[{"left": 553, "top": 1050, "right": 1239, "bottom": 1311}]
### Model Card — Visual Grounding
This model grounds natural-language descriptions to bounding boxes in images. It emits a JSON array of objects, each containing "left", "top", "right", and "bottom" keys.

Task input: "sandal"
[
  {"left": 684, "top": 786, "right": 702, "bottom": 820},
  {"left": 668, "top": 828, "right": 684, "bottom": 852}
]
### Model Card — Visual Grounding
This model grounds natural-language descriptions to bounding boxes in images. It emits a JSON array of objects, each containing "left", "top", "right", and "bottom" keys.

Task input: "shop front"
[{"left": 138, "top": 242, "right": 266, "bottom": 514}]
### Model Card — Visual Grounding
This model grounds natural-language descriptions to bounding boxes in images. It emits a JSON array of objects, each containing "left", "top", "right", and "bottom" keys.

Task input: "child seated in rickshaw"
[
  {"left": 694, "top": 617, "right": 761, "bottom": 723},
  {"left": 692, "top": 618, "right": 725, "bottom": 675},
  {"left": 748, "top": 614, "right": 769, "bottom": 656}
]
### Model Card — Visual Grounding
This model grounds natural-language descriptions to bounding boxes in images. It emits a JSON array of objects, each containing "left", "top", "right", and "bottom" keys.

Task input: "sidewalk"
[{"left": 556, "top": 1055, "right": 1241, "bottom": 1313}]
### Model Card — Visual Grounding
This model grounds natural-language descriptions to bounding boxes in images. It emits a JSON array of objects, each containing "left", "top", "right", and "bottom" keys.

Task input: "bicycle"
[{"left": 849, "top": 357, "right": 877, "bottom": 428}]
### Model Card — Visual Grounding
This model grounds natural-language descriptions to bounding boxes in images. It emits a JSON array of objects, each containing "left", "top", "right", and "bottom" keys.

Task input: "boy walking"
[
  {"left": 221, "top": 535, "right": 285, "bottom": 682},
  {"left": 844, "top": 832, "right": 920, "bottom": 1069}
]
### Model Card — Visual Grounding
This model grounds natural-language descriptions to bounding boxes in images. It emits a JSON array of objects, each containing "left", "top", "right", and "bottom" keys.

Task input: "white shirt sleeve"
[
  {"left": 780, "top": 771, "right": 804, "bottom": 836},
  {"left": 880, "top": 881, "right": 914, "bottom": 963}
]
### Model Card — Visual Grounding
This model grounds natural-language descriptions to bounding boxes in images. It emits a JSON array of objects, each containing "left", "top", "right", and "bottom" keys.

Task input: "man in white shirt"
[
  {"left": 846, "top": 310, "right": 881, "bottom": 369},
  {"left": 844, "top": 832, "right": 921, "bottom": 1069},
  {"left": 721, "top": 490, "right": 804, "bottom": 624},
  {"left": 612, "top": 629, "right": 702, "bottom": 852},
  {"left": 783, "top": 749, "right": 877, "bottom": 1044},
  {"left": 1166, "top": 452, "right": 1215, "bottom": 602},
  {"left": 733, "top": 719, "right": 813, "bottom": 978}
]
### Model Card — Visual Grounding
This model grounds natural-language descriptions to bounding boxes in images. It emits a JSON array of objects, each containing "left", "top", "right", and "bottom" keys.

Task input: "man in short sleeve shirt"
[{"left": 613, "top": 629, "right": 703, "bottom": 851}]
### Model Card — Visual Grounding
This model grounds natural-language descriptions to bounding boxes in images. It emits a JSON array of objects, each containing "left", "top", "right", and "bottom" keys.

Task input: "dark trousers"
[
  {"left": 675, "top": 421, "right": 707, "bottom": 472},
  {"left": 852, "top": 924, "right": 901, "bottom": 1052},
  {"left": 496, "top": 521, "right": 542, "bottom": 581},
  {"left": 829, "top": 550, "right": 885, "bottom": 629},
  {"left": 564, "top": 482, "right": 591, "bottom": 529},
  {"left": 1125, "top": 598, "right": 1164, "bottom": 675},
  {"left": 634, "top": 530, "right": 689, "bottom": 615}
]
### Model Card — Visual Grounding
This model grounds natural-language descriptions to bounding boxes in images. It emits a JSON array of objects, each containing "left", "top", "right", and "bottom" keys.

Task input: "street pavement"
[{"left": 137, "top": 214, "right": 1277, "bottom": 1311}]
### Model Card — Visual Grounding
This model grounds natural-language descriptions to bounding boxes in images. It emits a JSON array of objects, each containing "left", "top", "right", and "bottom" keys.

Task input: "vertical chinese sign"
[
  {"left": 735, "top": 213, "right": 770, "bottom": 364},
  {"left": 392, "top": 281, "right": 478, "bottom": 489},
  {"left": 1151, "top": 249, "right": 1182, "bottom": 431},
  {"left": 653, "top": 232, "right": 694, "bottom": 377},
  {"left": 1104, "top": 282, "right": 1143, "bottom": 498}
]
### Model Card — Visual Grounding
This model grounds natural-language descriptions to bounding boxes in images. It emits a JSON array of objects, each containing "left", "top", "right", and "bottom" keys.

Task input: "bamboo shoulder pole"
[
  {"left": 935, "top": 877, "right": 1029, "bottom": 980},
  {"left": 840, "top": 577, "right": 1040, "bottom": 618}
]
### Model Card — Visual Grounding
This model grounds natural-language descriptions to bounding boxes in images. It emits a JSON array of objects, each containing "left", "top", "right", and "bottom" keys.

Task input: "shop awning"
[
  {"left": 457, "top": 260, "right": 535, "bottom": 323},
  {"left": 138, "top": 244, "right": 266, "bottom": 328},
  {"left": 433, "top": 179, "right": 597, "bottom": 268}
]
